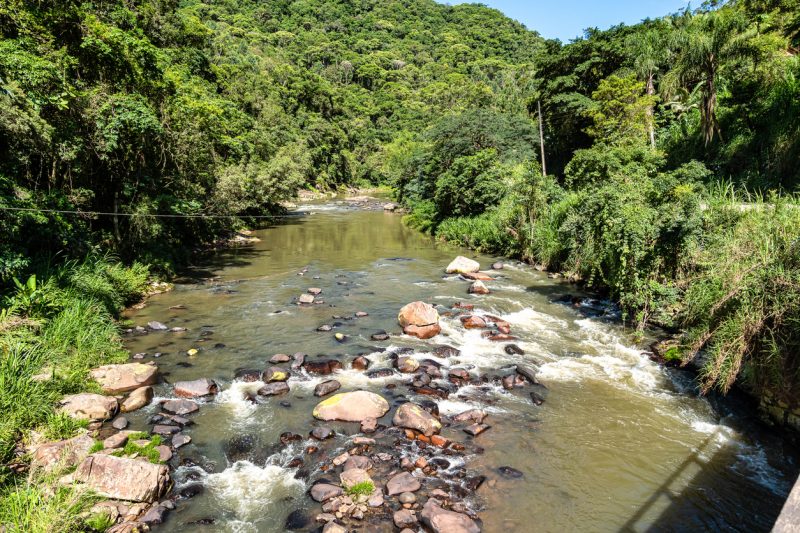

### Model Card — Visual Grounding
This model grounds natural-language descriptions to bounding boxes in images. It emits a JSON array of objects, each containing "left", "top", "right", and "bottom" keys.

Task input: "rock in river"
[
  {"left": 314, "top": 379, "right": 342, "bottom": 397},
  {"left": 121, "top": 386, "right": 153, "bottom": 413},
  {"left": 263, "top": 366, "right": 290, "bottom": 382},
  {"left": 386, "top": 472, "right": 421, "bottom": 495},
  {"left": 258, "top": 382, "right": 290, "bottom": 396},
  {"left": 90, "top": 363, "right": 159, "bottom": 394},
  {"left": 174, "top": 378, "right": 218, "bottom": 398},
  {"left": 161, "top": 399, "right": 199, "bottom": 415},
  {"left": 393, "top": 402, "right": 442, "bottom": 437},
  {"left": 446, "top": 256, "right": 480, "bottom": 274},
  {"left": 303, "top": 359, "right": 343, "bottom": 375},
  {"left": 398, "top": 301, "right": 441, "bottom": 340},
  {"left": 310, "top": 483, "right": 342, "bottom": 503},
  {"left": 312, "top": 391, "right": 389, "bottom": 422},
  {"left": 468, "top": 281, "right": 490, "bottom": 295},
  {"left": 421, "top": 499, "right": 481, "bottom": 533}
]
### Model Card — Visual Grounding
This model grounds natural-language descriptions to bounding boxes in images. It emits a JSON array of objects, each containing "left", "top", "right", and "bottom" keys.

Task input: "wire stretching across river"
[{"left": 0, "top": 206, "right": 308, "bottom": 219}]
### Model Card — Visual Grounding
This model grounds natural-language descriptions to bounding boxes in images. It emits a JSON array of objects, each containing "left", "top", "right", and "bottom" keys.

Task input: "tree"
[
  {"left": 584, "top": 74, "right": 656, "bottom": 146},
  {"left": 668, "top": 9, "right": 756, "bottom": 146},
  {"left": 625, "top": 23, "right": 672, "bottom": 148}
]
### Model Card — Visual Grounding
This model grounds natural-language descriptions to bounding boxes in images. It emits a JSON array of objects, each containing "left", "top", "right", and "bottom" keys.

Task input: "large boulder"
[
  {"left": 174, "top": 378, "right": 218, "bottom": 398},
  {"left": 72, "top": 454, "right": 169, "bottom": 503},
  {"left": 121, "top": 386, "right": 154, "bottom": 413},
  {"left": 313, "top": 391, "right": 389, "bottom": 422},
  {"left": 32, "top": 434, "right": 95, "bottom": 472},
  {"left": 90, "top": 363, "right": 159, "bottom": 394},
  {"left": 398, "top": 302, "right": 441, "bottom": 340},
  {"left": 446, "top": 256, "right": 480, "bottom": 274},
  {"left": 60, "top": 393, "right": 118, "bottom": 421},
  {"left": 420, "top": 499, "right": 480, "bottom": 533},
  {"left": 393, "top": 402, "right": 441, "bottom": 437}
]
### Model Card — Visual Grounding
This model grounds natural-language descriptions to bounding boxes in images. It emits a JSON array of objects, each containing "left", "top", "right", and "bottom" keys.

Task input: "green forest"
[{"left": 1, "top": 0, "right": 800, "bottom": 529}]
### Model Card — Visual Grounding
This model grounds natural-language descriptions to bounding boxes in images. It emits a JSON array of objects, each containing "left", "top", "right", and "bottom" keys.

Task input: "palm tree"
[
  {"left": 667, "top": 9, "right": 756, "bottom": 146},
  {"left": 626, "top": 23, "right": 672, "bottom": 149}
]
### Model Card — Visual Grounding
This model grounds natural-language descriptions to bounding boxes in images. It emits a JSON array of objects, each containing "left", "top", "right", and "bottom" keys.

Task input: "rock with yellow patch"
[
  {"left": 312, "top": 391, "right": 389, "bottom": 423},
  {"left": 262, "top": 366, "right": 290, "bottom": 382},
  {"left": 89, "top": 363, "right": 159, "bottom": 394},
  {"left": 393, "top": 402, "right": 442, "bottom": 437}
]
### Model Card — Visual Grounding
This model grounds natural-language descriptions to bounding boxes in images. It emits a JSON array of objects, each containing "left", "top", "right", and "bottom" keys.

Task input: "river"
[{"left": 122, "top": 198, "right": 798, "bottom": 532}]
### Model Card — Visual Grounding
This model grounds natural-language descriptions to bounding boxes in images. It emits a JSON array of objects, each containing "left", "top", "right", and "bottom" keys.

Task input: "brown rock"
[
  {"left": 398, "top": 302, "right": 441, "bottom": 340},
  {"left": 351, "top": 356, "right": 370, "bottom": 371},
  {"left": 60, "top": 393, "right": 118, "bottom": 421},
  {"left": 393, "top": 403, "right": 441, "bottom": 437},
  {"left": 174, "top": 378, "right": 218, "bottom": 398},
  {"left": 90, "top": 363, "right": 159, "bottom": 394},
  {"left": 303, "top": 360, "right": 343, "bottom": 375},
  {"left": 161, "top": 399, "right": 199, "bottom": 415},
  {"left": 468, "top": 281, "right": 490, "bottom": 295},
  {"left": 460, "top": 315, "right": 488, "bottom": 329},
  {"left": 360, "top": 417, "right": 378, "bottom": 433},
  {"left": 72, "top": 454, "right": 169, "bottom": 503},
  {"left": 32, "top": 434, "right": 95, "bottom": 471},
  {"left": 420, "top": 499, "right": 480, "bottom": 533},
  {"left": 386, "top": 472, "right": 421, "bottom": 496},
  {"left": 464, "top": 423, "right": 491, "bottom": 436},
  {"left": 121, "top": 386, "right": 154, "bottom": 413},
  {"left": 314, "top": 380, "right": 342, "bottom": 397},
  {"left": 445, "top": 256, "right": 480, "bottom": 274},
  {"left": 461, "top": 271, "right": 494, "bottom": 281}
]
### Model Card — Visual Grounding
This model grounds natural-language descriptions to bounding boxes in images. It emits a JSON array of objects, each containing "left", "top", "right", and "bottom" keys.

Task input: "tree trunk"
[{"left": 646, "top": 72, "right": 656, "bottom": 150}]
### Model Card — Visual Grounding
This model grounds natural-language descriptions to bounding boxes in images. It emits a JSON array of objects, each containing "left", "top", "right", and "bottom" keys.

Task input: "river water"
[{"left": 122, "top": 199, "right": 798, "bottom": 533}]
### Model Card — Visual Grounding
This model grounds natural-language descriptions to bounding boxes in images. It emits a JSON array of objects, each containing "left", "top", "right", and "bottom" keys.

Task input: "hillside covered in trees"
[{"left": 1, "top": 0, "right": 800, "bottom": 529}]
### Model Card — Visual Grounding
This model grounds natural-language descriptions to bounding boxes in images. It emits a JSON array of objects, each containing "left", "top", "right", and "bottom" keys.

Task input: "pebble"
[{"left": 112, "top": 417, "right": 128, "bottom": 430}]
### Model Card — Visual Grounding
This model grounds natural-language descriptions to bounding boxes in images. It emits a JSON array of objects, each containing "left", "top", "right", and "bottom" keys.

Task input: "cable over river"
[{"left": 121, "top": 198, "right": 798, "bottom": 532}]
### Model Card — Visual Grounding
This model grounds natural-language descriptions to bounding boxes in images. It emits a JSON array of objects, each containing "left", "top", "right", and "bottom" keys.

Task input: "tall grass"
[{"left": 0, "top": 256, "right": 150, "bottom": 528}]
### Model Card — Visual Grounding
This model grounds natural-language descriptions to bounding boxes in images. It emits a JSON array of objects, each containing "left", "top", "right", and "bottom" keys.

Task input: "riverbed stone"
[
  {"left": 460, "top": 315, "right": 488, "bottom": 329},
  {"left": 360, "top": 417, "right": 378, "bottom": 433},
  {"left": 394, "top": 509, "right": 417, "bottom": 528},
  {"left": 386, "top": 472, "right": 421, "bottom": 495},
  {"left": 469, "top": 281, "right": 490, "bottom": 295},
  {"left": 303, "top": 360, "right": 343, "bottom": 375},
  {"left": 312, "top": 391, "right": 390, "bottom": 422},
  {"left": 172, "top": 433, "right": 191, "bottom": 449},
  {"left": 344, "top": 455, "right": 373, "bottom": 471},
  {"left": 174, "top": 378, "right": 218, "bottom": 398},
  {"left": 90, "top": 363, "right": 159, "bottom": 394},
  {"left": 121, "top": 386, "right": 154, "bottom": 413},
  {"left": 310, "top": 427, "right": 334, "bottom": 441},
  {"left": 60, "top": 393, "right": 118, "bottom": 421},
  {"left": 420, "top": 499, "right": 480, "bottom": 533},
  {"left": 461, "top": 271, "right": 494, "bottom": 281},
  {"left": 339, "top": 468, "right": 372, "bottom": 490},
  {"left": 454, "top": 409, "right": 487, "bottom": 424},
  {"left": 112, "top": 417, "right": 129, "bottom": 430},
  {"left": 393, "top": 402, "right": 442, "bottom": 437},
  {"left": 396, "top": 355, "right": 420, "bottom": 373},
  {"left": 148, "top": 321, "right": 169, "bottom": 331},
  {"left": 464, "top": 423, "right": 491, "bottom": 436},
  {"left": 515, "top": 365, "right": 539, "bottom": 384},
  {"left": 161, "top": 399, "right": 199, "bottom": 415},
  {"left": 270, "top": 354, "right": 291, "bottom": 364},
  {"left": 311, "top": 483, "right": 342, "bottom": 503},
  {"left": 351, "top": 356, "right": 370, "bottom": 371},
  {"left": 32, "top": 434, "right": 95, "bottom": 472},
  {"left": 298, "top": 294, "right": 315, "bottom": 305},
  {"left": 263, "top": 366, "right": 290, "bottom": 382},
  {"left": 446, "top": 256, "right": 480, "bottom": 274},
  {"left": 323, "top": 523, "right": 347, "bottom": 533},
  {"left": 103, "top": 431, "right": 135, "bottom": 449},
  {"left": 315, "top": 380, "right": 342, "bottom": 397},
  {"left": 398, "top": 301, "right": 441, "bottom": 339},
  {"left": 72, "top": 454, "right": 169, "bottom": 503},
  {"left": 258, "top": 382, "right": 290, "bottom": 396},
  {"left": 504, "top": 344, "right": 525, "bottom": 355}
]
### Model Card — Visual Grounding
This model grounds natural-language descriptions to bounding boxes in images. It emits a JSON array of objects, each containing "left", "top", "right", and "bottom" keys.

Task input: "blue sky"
[{"left": 444, "top": 1, "right": 692, "bottom": 41}]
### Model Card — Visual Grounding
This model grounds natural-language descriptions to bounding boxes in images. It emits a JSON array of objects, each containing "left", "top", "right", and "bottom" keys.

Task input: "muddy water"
[{"left": 123, "top": 200, "right": 798, "bottom": 533}]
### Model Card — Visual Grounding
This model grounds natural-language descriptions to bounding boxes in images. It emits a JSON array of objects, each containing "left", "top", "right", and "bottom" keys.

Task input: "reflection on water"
[{"left": 122, "top": 201, "right": 798, "bottom": 532}]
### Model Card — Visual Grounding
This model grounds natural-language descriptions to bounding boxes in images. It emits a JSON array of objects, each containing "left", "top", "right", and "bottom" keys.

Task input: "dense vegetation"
[{"left": 1, "top": 0, "right": 799, "bottom": 528}]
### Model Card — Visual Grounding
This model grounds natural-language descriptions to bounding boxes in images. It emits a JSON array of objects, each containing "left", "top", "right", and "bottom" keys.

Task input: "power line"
[{"left": 0, "top": 206, "right": 309, "bottom": 219}]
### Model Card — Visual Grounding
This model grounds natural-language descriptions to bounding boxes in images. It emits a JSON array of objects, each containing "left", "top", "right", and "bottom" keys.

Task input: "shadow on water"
[{"left": 620, "top": 425, "right": 794, "bottom": 533}]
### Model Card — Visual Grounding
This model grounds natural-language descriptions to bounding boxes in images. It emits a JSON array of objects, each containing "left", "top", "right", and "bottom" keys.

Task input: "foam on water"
[
  {"left": 204, "top": 460, "right": 305, "bottom": 523},
  {"left": 215, "top": 380, "right": 265, "bottom": 421}
]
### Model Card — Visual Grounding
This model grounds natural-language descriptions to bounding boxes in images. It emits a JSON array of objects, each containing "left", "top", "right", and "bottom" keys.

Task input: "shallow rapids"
[{"left": 123, "top": 199, "right": 798, "bottom": 532}]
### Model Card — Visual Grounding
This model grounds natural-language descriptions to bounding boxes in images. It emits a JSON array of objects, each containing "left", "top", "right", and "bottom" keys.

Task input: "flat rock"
[
  {"left": 453, "top": 409, "right": 487, "bottom": 424},
  {"left": 344, "top": 455, "right": 373, "bottom": 471},
  {"left": 393, "top": 402, "right": 441, "bottom": 437},
  {"left": 394, "top": 509, "right": 418, "bottom": 528},
  {"left": 174, "top": 378, "right": 218, "bottom": 398},
  {"left": 172, "top": 433, "right": 191, "bottom": 448},
  {"left": 263, "top": 366, "right": 290, "bottom": 382},
  {"left": 148, "top": 321, "right": 169, "bottom": 331},
  {"left": 103, "top": 431, "right": 135, "bottom": 449},
  {"left": 90, "top": 363, "right": 159, "bottom": 394},
  {"left": 60, "top": 393, "right": 118, "bottom": 421},
  {"left": 516, "top": 365, "right": 539, "bottom": 384},
  {"left": 258, "top": 382, "right": 290, "bottom": 396},
  {"left": 310, "top": 483, "right": 342, "bottom": 503},
  {"left": 270, "top": 354, "right": 291, "bottom": 364},
  {"left": 32, "top": 434, "right": 95, "bottom": 471},
  {"left": 303, "top": 360, "right": 343, "bottom": 375},
  {"left": 464, "top": 423, "right": 491, "bottom": 436},
  {"left": 312, "top": 391, "right": 389, "bottom": 422},
  {"left": 315, "top": 380, "right": 342, "bottom": 397},
  {"left": 72, "top": 454, "right": 169, "bottom": 503},
  {"left": 310, "top": 427, "right": 334, "bottom": 440},
  {"left": 161, "top": 399, "right": 199, "bottom": 415},
  {"left": 387, "top": 472, "right": 421, "bottom": 495},
  {"left": 461, "top": 271, "right": 494, "bottom": 281},
  {"left": 112, "top": 417, "right": 129, "bottom": 430},
  {"left": 421, "top": 499, "right": 480, "bottom": 533},
  {"left": 121, "top": 386, "right": 154, "bottom": 413},
  {"left": 446, "top": 256, "right": 480, "bottom": 274},
  {"left": 298, "top": 294, "right": 315, "bottom": 305}
]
